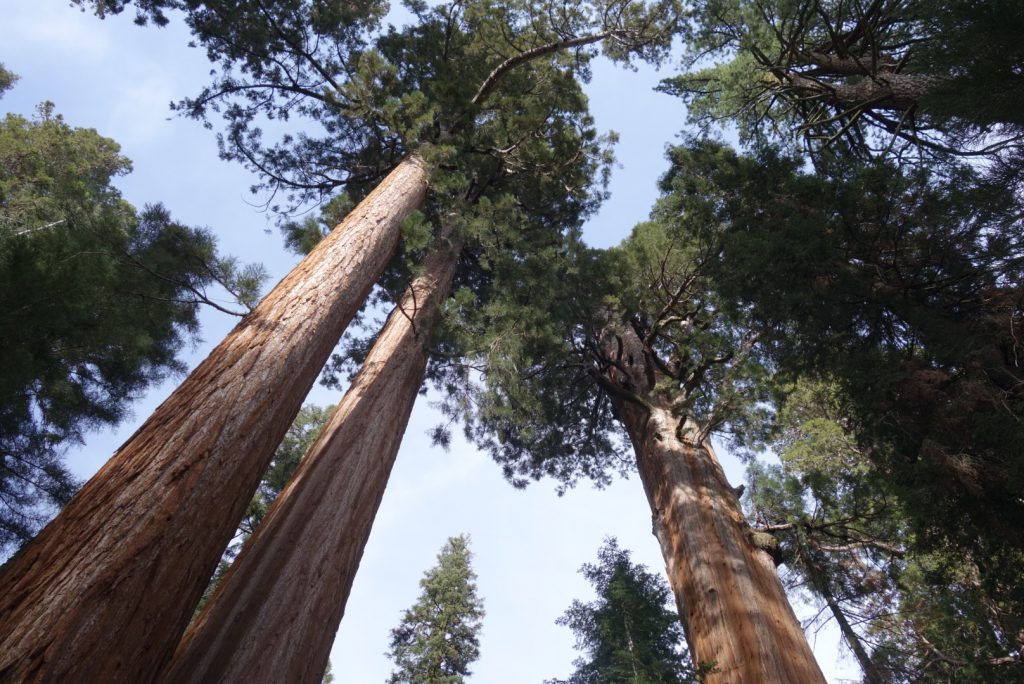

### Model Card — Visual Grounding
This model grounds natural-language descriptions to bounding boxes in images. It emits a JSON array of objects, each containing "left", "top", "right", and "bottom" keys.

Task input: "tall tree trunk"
[
  {"left": 814, "top": 567, "right": 882, "bottom": 684},
  {"left": 0, "top": 156, "right": 428, "bottom": 684},
  {"left": 160, "top": 233, "right": 460, "bottom": 684},
  {"left": 604, "top": 324, "right": 826, "bottom": 684}
]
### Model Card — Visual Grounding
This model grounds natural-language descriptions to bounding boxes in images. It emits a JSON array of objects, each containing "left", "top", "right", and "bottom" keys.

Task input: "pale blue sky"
[{"left": 1, "top": 2, "right": 858, "bottom": 681}]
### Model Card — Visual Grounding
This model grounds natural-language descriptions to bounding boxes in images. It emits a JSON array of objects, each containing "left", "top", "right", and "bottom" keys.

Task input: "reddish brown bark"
[
  {"left": 159, "top": 234, "right": 459, "bottom": 684},
  {"left": 605, "top": 326, "right": 826, "bottom": 683},
  {"left": 0, "top": 156, "right": 428, "bottom": 684}
]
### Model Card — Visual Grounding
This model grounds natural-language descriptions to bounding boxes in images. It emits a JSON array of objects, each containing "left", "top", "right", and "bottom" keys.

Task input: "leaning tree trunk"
[
  {"left": 811, "top": 562, "right": 883, "bottom": 684},
  {"left": 159, "top": 232, "right": 460, "bottom": 684},
  {"left": 604, "top": 325, "right": 826, "bottom": 684},
  {"left": 0, "top": 156, "right": 428, "bottom": 684}
]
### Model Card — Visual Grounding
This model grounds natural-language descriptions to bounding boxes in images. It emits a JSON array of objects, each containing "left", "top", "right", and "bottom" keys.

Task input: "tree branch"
[{"left": 471, "top": 30, "right": 619, "bottom": 106}]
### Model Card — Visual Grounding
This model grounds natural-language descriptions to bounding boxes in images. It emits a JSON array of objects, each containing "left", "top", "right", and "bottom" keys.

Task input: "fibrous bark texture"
[
  {"left": 160, "top": 233, "right": 459, "bottom": 684},
  {"left": 605, "top": 325, "right": 826, "bottom": 684},
  {"left": 0, "top": 156, "right": 428, "bottom": 684}
]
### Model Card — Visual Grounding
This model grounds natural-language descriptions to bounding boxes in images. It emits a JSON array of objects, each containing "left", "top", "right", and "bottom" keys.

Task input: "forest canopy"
[{"left": 2, "top": 1, "right": 1022, "bottom": 681}]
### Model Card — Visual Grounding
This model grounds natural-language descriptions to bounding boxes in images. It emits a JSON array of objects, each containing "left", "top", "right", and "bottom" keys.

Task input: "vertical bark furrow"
[
  {"left": 0, "top": 157, "right": 429, "bottom": 684},
  {"left": 628, "top": 408, "right": 825, "bottom": 683},
  {"left": 160, "top": 234, "right": 460, "bottom": 684}
]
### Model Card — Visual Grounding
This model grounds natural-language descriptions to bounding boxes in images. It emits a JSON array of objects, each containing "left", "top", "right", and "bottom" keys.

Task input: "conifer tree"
[
  {"left": 0, "top": 83, "right": 264, "bottom": 555},
  {"left": 448, "top": 178, "right": 826, "bottom": 680},
  {"left": 744, "top": 379, "right": 1024, "bottom": 682},
  {"left": 386, "top": 535, "right": 485, "bottom": 684},
  {"left": 0, "top": 158, "right": 426, "bottom": 683},
  {"left": 548, "top": 539, "right": 697, "bottom": 684},
  {"left": 648, "top": 2, "right": 1024, "bottom": 673},
  {"left": 8, "top": 2, "right": 665, "bottom": 680},
  {"left": 116, "top": 1, "right": 675, "bottom": 681}
]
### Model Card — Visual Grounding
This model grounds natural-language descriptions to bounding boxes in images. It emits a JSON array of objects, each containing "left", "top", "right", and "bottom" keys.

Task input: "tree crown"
[{"left": 386, "top": 535, "right": 485, "bottom": 684}]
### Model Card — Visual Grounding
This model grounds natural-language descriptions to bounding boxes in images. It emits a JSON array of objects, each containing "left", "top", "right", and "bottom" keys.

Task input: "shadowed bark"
[{"left": 0, "top": 156, "right": 428, "bottom": 684}]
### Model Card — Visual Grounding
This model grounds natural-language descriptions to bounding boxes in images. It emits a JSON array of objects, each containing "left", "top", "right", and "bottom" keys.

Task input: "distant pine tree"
[
  {"left": 387, "top": 535, "right": 485, "bottom": 684},
  {"left": 549, "top": 539, "right": 698, "bottom": 684}
]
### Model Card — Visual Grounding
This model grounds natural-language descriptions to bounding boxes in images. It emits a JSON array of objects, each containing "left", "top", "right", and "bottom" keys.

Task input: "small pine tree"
[
  {"left": 386, "top": 535, "right": 485, "bottom": 684},
  {"left": 549, "top": 539, "right": 697, "bottom": 684}
]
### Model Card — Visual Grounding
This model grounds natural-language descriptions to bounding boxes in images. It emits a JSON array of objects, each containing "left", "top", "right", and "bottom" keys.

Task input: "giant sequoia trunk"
[
  {"left": 0, "top": 156, "right": 428, "bottom": 684},
  {"left": 159, "top": 233, "right": 459, "bottom": 684},
  {"left": 604, "top": 325, "right": 826, "bottom": 683}
]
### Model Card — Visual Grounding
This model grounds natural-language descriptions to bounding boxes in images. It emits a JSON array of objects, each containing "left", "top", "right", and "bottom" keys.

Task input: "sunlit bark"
[{"left": 605, "top": 324, "right": 827, "bottom": 683}]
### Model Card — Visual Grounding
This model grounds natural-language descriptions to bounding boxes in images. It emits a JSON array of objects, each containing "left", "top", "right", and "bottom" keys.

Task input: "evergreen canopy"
[
  {"left": 0, "top": 95, "right": 263, "bottom": 553},
  {"left": 549, "top": 539, "right": 697, "bottom": 683},
  {"left": 656, "top": 139, "right": 1024, "bottom": 557},
  {"left": 386, "top": 535, "right": 485, "bottom": 684},
  {"left": 665, "top": 0, "right": 1024, "bottom": 160},
  {"left": 746, "top": 379, "right": 1024, "bottom": 682}
]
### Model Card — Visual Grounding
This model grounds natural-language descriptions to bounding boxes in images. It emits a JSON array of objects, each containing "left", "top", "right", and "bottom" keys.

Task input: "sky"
[{"left": 1, "top": 1, "right": 860, "bottom": 681}]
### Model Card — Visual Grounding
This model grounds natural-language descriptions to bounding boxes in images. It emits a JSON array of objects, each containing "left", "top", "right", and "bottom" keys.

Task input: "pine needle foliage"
[
  {"left": 0, "top": 90, "right": 264, "bottom": 555},
  {"left": 656, "top": 139, "right": 1024, "bottom": 559},
  {"left": 745, "top": 379, "right": 1024, "bottom": 681},
  {"left": 387, "top": 535, "right": 485, "bottom": 684},
  {"left": 548, "top": 539, "right": 697, "bottom": 684},
  {"left": 74, "top": 0, "right": 683, "bottom": 405},
  {"left": 665, "top": 0, "right": 1024, "bottom": 161}
]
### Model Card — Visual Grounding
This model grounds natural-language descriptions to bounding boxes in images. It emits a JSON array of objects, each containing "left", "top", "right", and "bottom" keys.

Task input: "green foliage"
[
  {"left": 446, "top": 234, "right": 620, "bottom": 485},
  {"left": 75, "top": 0, "right": 387, "bottom": 208},
  {"left": 869, "top": 549, "right": 1024, "bottom": 683},
  {"left": 0, "top": 64, "right": 16, "bottom": 98},
  {"left": 745, "top": 379, "right": 1024, "bottom": 682},
  {"left": 659, "top": 138, "right": 1024, "bottom": 557},
  {"left": 84, "top": 2, "right": 684, "bottom": 414},
  {"left": 75, "top": 4, "right": 687, "bottom": 495},
  {"left": 665, "top": 0, "right": 1024, "bottom": 160},
  {"left": 386, "top": 535, "right": 485, "bottom": 684},
  {"left": 73, "top": 0, "right": 177, "bottom": 25},
  {"left": 673, "top": 137, "right": 1024, "bottom": 675},
  {"left": 78, "top": 0, "right": 675, "bottom": 212},
  {"left": 914, "top": 1, "right": 1024, "bottom": 142},
  {"left": 434, "top": 233, "right": 625, "bottom": 490},
  {"left": 548, "top": 539, "right": 697, "bottom": 684},
  {"left": 451, "top": 156, "right": 775, "bottom": 491},
  {"left": 280, "top": 192, "right": 354, "bottom": 257},
  {"left": 0, "top": 102, "right": 264, "bottom": 554}
]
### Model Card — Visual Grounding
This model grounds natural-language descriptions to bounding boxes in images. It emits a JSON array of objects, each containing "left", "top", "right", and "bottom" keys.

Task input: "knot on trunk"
[{"left": 746, "top": 529, "right": 783, "bottom": 566}]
